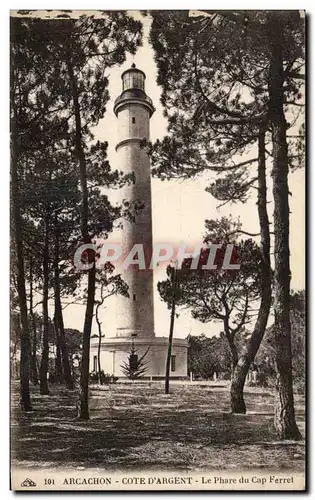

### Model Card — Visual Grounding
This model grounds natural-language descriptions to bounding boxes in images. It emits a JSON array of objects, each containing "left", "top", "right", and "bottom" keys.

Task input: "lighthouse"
[
  {"left": 113, "top": 63, "right": 155, "bottom": 339},
  {"left": 90, "top": 64, "right": 188, "bottom": 379}
]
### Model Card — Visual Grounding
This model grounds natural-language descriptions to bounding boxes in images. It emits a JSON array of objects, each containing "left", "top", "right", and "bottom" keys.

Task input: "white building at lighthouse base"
[{"left": 90, "top": 336, "right": 188, "bottom": 379}]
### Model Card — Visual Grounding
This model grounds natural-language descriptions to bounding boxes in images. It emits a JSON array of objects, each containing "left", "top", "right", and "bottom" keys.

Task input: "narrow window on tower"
[
  {"left": 133, "top": 294, "right": 136, "bottom": 301},
  {"left": 132, "top": 117, "right": 135, "bottom": 124},
  {"left": 171, "top": 355, "right": 176, "bottom": 372}
]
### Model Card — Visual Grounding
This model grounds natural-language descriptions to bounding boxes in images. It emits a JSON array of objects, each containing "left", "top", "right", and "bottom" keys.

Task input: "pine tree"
[
  {"left": 149, "top": 10, "right": 304, "bottom": 438},
  {"left": 11, "top": 13, "right": 142, "bottom": 416},
  {"left": 158, "top": 228, "right": 261, "bottom": 379},
  {"left": 55, "top": 15, "right": 142, "bottom": 419},
  {"left": 10, "top": 16, "right": 71, "bottom": 409},
  {"left": 121, "top": 346, "right": 150, "bottom": 379}
]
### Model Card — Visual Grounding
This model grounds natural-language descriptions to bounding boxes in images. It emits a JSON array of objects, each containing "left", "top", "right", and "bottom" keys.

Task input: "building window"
[
  {"left": 132, "top": 117, "right": 135, "bottom": 124},
  {"left": 133, "top": 294, "right": 136, "bottom": 301},
  {"left": 171, "top": 355, "right": 176, "bottom": 372},
  {"left": 93, "top": 355, "right": 97, "bottom": 372}
]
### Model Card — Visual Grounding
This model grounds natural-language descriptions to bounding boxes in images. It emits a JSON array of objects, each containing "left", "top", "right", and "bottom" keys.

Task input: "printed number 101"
[{"left": 44, "top": 478, "right": 55, "bottom": 485}]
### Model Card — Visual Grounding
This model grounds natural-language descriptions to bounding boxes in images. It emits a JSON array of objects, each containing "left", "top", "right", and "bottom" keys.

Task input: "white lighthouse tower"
[
  {"left": 113, "top": 63, "right": 155, "bottom": 339},
  {"left": 90, "top": 64, "right": 188, "bottom": 379}
]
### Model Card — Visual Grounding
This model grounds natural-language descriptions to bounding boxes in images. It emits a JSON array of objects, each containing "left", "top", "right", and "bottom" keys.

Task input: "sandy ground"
[{"left": 11, "top": 381, "right": 305, "bottom": 472}]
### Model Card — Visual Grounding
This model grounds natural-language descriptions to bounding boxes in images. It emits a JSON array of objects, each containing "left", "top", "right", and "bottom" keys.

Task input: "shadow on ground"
[{"left": 11, "top": 382, "right": 305, "bottom": 471}]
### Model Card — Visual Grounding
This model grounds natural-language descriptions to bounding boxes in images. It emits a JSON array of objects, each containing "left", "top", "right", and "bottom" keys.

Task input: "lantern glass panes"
[
  {"left": 133, "top": 72, "right": 144, "bottom": 90},
  {"left": 123, "top": 70, "right": 144, "bottom": 91}
]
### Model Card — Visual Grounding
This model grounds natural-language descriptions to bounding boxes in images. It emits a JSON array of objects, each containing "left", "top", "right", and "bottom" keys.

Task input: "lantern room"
[{"left": 122, "top": 63, "right": 145, "bottom": 92}]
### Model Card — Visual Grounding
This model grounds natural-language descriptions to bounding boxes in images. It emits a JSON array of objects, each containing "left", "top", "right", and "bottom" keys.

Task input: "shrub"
[{"left": 89, "top": 370, "right": 119, "bottom": 384}]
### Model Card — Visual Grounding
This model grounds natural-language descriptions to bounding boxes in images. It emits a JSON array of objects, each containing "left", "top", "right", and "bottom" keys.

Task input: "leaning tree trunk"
[
  {"left": 223, "top": 315, "right": 238, "bottom": 376},
  {"left": 267, "top": 13, "right": 301, "bottom": 440},
  {"left": 67, "top": 52, "right": 96, "bottom": 419},
  {"left": 53, "top": 219, "right": 74, "bottom": 389},
  {"left": 230, "top": 131, "right": 272, "bottom": 413},
  {"left": 29, "top": 256, "right": 39, "bottom": 385},
  {"left": 11, "top": 131, "right": 32, "bottom": 410},
  {"left": 39, "top": 217, "right": 50, "bottom": 395},
  {"left": 227, "top": 339, "right": 238, "bottom": 376}
]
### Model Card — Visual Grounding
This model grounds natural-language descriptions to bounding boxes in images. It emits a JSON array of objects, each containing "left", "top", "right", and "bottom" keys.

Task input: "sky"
[{"left": 17, "top": 11, "right": 305, "bottom": 339}]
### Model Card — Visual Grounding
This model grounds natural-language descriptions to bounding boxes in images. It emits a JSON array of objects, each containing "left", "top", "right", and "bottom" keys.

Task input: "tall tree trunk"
[
  {"left": 39, "top": 217, "right": 50, "bottom": 395},
  {"left": 165, "top": 267, "right": 177, "bottom": 394},
  {"left": 11, "top": 130, "right": 32, "bottom": 410},
  {"left": 29, "top": 256, "right": 39, "bottom": 385},
  {"left": 230, "top": 131, "right": 272, "bottom": 413},
  {"left": 79, "top": 267, "right": 96, "bottom": 418},
  {"left": 53, "top": 219, "right": 74, "bottom": 389},
  {"left": 97, "top": 331, "right": 102, "bottom": 385},
  {"left": 66, "top": 52, "right": 96, "bottom": 419},
  {"left": 95, "top": 303, "right": 103, "bottom": 385},
  {"left": 267, "top": 14, "right": 301, "bottom": 440},
  {"left": 53, "top": 314, "right": 63, "bottom": 384},
  {"left": 31, "top": 314, "right": 38, "bottom": 386}
]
